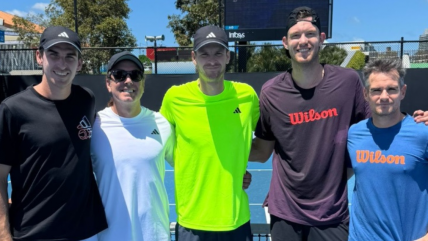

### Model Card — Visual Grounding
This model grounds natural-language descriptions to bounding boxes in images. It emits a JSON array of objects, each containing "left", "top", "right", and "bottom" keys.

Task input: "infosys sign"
[
  {"left": 228, "top": 32, "right": 245, "bottom": 39},
  {"left": 225, "top": 28, "right": 288, "bottom": 42}
]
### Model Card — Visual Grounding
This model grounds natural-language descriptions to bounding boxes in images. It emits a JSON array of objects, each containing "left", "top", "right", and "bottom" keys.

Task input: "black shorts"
[
  {"left": 270, "top": 215, "right": 349, "bottom": 241},
  {"left": 175, "top": 221, "right": 252, "bottom": 241}
]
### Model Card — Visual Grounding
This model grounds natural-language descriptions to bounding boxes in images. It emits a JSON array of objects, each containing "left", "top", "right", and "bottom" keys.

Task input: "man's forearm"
[
  {"left": 249, "top": 138, "right": 275, "bottom": 163},
  {"left": 0, "top": 179, "right": 12, "bottom": 241}
]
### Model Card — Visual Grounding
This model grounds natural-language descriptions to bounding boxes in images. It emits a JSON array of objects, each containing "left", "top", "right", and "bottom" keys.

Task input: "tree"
[
  {"left": 45, "top": 0, "right": 137, "bottom": 73},
  {"left": 346, "top": 51, "right": 366, "bottom": 70},
  {"left": 168, "top": 0, "right": 220, "bottom": 46},
  {"left": 246, "top": 43, "right": 291, "bottom": 72},
  {"left": 319, "top": 45, "right": 347, "bottom": 66},
  {"left": 12, "top": 14, "right": 49, "bottom": 47},
  {"left": 138, "top": 55, "right": 152, "bottom": 66}
]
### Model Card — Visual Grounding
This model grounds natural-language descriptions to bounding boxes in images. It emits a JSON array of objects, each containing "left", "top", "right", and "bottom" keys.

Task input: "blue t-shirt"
[{"left": 347, "top": 115, "right": 428, "bottom": 241}]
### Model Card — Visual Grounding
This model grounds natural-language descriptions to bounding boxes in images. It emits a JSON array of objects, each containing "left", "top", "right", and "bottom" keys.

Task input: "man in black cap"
[
  {"left": 248, "top": 6, "right": 367, "bottom": 241},
  {"left": 160, "top": 25, "right": 257, "bottom": 241},
  {"left": 0, "top": 26, "right": 107, "bottom": 241}
]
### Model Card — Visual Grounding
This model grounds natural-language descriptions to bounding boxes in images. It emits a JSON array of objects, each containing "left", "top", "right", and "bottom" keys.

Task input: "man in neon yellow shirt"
[{"left": 160, "top": 25, "right": 259, "bottom": 241}]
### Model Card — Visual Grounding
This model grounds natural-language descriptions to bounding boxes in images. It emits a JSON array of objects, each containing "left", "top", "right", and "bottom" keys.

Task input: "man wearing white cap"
[{"left": 0, "top": 26, "right": 107, "bottom": 241}]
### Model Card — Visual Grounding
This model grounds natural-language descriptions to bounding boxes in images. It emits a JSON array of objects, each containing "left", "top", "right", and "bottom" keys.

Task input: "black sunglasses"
[{"left": 109, "top": 69, "right": 144, "bottom": 82}]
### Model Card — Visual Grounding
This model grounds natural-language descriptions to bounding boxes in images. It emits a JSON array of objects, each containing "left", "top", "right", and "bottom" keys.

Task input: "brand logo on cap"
[
  {"left": 58, "top": 32, "right": 69, "bottom": 38},
  {"left": 206, "top": 32, "right": 216, "bottom": 38}
]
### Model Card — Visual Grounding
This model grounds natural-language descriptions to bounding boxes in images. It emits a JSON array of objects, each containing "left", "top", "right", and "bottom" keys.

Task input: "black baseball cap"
[
  {"left": 285, "top": 6, "right": 321, "bottom": 35},
  {"left": 193, "top": 25, "right": 228, "bottom": 51},
  {"left": 39, "top": 26, "right": 81, "bottom": 53},
  {"left": 107, "top": 51, "right": 144, "bottom": 72}
]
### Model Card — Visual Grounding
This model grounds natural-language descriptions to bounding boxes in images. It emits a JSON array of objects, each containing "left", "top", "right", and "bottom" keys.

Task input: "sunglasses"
[{"left": 109, "top": 69, "right": 144, "bottom": 82}]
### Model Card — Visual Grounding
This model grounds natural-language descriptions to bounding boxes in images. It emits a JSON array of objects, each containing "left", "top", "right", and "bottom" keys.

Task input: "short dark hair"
[{"left": 362, "top": 59, "right": 406, "bottom": 89}]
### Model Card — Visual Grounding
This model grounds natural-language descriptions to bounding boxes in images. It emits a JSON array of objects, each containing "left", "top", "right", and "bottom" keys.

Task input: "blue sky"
[{"left": 3, "top": 0, "right": 428, "bottom": 47}]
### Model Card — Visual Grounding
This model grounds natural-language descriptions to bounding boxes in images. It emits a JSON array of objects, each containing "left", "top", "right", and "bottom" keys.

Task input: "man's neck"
[
  {"left": 372, "top": 112, "right": 405, "bottom": 128},
  {"left": 291, "top": 62, "right": 324, "bottom": 89},
  {"left": 33, "top": 77, "right": 71, "bottom": 100},
  {"left": 111, "top": 102, "right": 141, "bottom": 118},
  {"left": 198, "top": 78, "right": 224, "bottom": 96}
]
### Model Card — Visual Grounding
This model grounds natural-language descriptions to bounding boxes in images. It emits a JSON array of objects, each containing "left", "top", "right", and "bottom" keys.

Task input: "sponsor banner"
[{"left": 225, "top": 28, "right": 288, "bottom": 42}]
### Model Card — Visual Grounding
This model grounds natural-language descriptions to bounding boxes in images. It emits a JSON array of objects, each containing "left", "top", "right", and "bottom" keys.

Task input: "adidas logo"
[
  {"left": 151, "top": 129, "right": 159, "bottom": 135},
  {"left": 58, "top": 32, "right": 69, "bottom": 38},
  {"left": 233, "top": 107, "right": 241, "bottom": 114},
  {"left": 206, "top": 32, "right": 216, "bottom": 38}
]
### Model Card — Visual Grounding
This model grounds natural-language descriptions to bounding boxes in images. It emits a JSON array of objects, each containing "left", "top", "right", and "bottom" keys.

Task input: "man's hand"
[
  {"left": 242, "top": 170, "right": 252, "bottom": 190},
  {"left": 413, "top": 110, "right": 428, "bottom": 125}
]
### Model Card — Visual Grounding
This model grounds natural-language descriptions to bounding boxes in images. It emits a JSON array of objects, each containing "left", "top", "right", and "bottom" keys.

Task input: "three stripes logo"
[
  {"left": 151, "top": 129, "right": 160, "bottom": 135},
  {"left": 206, "top": 32, "right": 216, "bottom": 38},
  {"left": 233, "top": 107, "right": 241, "bottom": 114},
  {"left": 58, "top": 32, "right": 69, "bottom": 38}
]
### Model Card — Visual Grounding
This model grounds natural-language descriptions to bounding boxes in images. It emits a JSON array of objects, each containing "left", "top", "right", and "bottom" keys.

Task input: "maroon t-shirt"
[{"left": 256, "top": 64, "right": 370, "bottom": 226}]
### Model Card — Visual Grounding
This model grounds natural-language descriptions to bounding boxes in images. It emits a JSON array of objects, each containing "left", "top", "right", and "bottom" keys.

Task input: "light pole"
[
  {"left": 145, "top": 35, "right": 164, "bottom": 74},
  {"left": 74, "top": 0, "right": 78, "bottom": 34}
]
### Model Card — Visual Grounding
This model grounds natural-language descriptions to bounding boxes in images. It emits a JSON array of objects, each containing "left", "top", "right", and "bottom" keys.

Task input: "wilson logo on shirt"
[
  {"left": 356, "top": 150, "right": 405, "bottom": 165},
  {"left": 289, "top": 108, "right": 338, "bottom": 125},
  {"left": 77, "top": 116, "right": 92, "bottom": 140}
]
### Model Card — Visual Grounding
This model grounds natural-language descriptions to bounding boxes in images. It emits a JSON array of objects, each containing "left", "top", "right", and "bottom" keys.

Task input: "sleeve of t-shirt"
[
  {"left": 251, "top": 89, "right": 260, "bottom": 132},
  {"left": 353, "top": 74, "right": 371, "bottom": 123},
  {"left": 254, "top": 87, "right": 275, "bottom": 141},
  {"left": 159, "top": 88, "right": 175, "bottom": 127},
  {"left": 0, "top": 103, "right": 16, "bottom": 166}
]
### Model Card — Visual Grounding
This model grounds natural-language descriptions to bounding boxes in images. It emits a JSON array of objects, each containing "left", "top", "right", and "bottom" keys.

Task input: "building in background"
[
  {"left": 418, "top": 29, "right": 428, "bottom": 51},
  {"left": 0, "top": 10, "right": 44, "bottom": 75}
]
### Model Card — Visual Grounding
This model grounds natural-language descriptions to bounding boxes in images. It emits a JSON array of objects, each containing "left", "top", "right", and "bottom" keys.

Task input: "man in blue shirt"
[{"left": 347, "top": 58, "right": 428, "bottom": 241}]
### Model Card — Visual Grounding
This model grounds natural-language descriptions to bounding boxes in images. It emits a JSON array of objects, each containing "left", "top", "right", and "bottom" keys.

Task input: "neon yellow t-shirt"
[{"left": 160, "top": 80, "right": 259, "bottom": 231}]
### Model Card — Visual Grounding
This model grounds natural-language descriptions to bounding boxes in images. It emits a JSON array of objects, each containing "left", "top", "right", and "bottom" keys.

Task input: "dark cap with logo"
[
  {"left": 39, "top": 26, "right": 81, "bottom": 53},
  {"left": 285, "top": 6, "right": 321, "bottom": 35},
  {"left": 193, "top": 25, "right": 228, "bottom": 51},
  {"left": 107, "top": 51, "right": 144, "bottom": 72}
]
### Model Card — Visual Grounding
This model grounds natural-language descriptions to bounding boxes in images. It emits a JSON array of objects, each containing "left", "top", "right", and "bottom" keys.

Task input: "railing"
[{"left": 1, "top": 38, "right": 427, "bottom": 74}]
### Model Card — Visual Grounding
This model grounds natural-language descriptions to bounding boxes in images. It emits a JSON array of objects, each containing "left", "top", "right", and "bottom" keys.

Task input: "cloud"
[
  {"left": 352, "top": 38, "right": 365, "bottom": 42},
  {"left": 6, "top": 10, "right": 27, "bottom": 17},
  {"left": 352, "top": 17, "right": 360, "bottom": 24},
  {"left": 32, "top": 3, "right": 48, "bottom": 11}
]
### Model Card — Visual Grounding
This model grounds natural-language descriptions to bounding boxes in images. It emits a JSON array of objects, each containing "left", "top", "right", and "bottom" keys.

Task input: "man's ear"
[
  {"left": 363, "top": 87, "right": 369, "bottom": 102},
  {"left": 77, "top": 58, "right": 83, "bottom": 72},
  {"left": 282, "top": 36, "right": 288, "bottom": 50},
  {"left": 320, "top": 32, "right": 326, "bottom": 44},
  {"left": 192, "top": 51, "right": 197, "bottom": 66},
  {"left": 36, "top": 50, "right": 43, "bottom": 65},
  {"left": 106, "top": 78, "right": 112, "bottom": 93},
  {"left": 400, "top": 84, "right": 407, "bottom": 100}
]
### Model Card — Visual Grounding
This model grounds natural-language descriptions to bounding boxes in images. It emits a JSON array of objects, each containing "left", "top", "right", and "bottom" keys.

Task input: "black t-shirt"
[
  {"left": 0, "top": 85, "right": 107, "bottom": 240},
  {"left": 256, "top": 65, "right": 371, "bottom": 226}
]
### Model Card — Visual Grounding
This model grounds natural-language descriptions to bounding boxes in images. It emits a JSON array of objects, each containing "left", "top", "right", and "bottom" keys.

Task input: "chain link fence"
[{"left": 1, "top": 39, "right": 428, "bottom": 75}]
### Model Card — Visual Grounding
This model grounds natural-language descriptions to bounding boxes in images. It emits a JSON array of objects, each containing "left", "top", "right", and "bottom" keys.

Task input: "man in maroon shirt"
[
  {"left": 248, "top": 6, "right": 369, "bottom": 241},
  {"left": 250, "top": 6, "right": 428, "bottom": 241}
]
